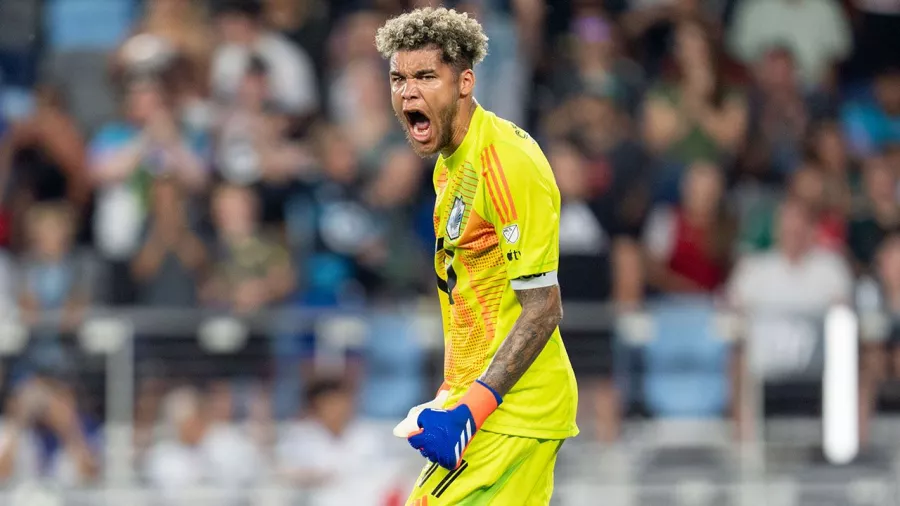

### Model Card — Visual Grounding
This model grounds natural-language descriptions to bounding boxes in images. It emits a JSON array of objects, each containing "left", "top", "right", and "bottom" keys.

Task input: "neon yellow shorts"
[{"left": 405, "top": 431, "right": 565, "bottom": 506}]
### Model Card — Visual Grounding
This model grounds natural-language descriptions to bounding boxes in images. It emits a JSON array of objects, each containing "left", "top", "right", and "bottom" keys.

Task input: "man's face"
[
  {"left": 217, "top": 13, "right": 255, "bottom": 45},
  {"left": 213, "top": 187, "right": 256, "bottom": 238},
  {"left": 127, "top": 81, "right": 166, "bottom": 124},
  {"left": 875, "top": 71, "right": 900, "bottom": 115},
  {"left": 389, "top": 48, "right": 465, "bottom": 157},
  {"left": 778, "top": 201, "right": 813, "bottom": 257}
]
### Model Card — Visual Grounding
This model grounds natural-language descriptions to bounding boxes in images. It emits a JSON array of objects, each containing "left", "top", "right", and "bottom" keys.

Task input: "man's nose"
[{"left": 400, "top": 79, "right": 420, "bottom": 100}]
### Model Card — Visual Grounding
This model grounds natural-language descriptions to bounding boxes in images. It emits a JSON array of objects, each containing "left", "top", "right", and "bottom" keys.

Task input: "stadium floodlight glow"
[{"left": 823, "top": 305, "right": 859, "bottom": 465}]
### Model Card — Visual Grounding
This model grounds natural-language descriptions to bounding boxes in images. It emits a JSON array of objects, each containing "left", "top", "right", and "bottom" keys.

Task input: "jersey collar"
[{"left": 441, "top": 103, "right": 485, "bottom": 168}]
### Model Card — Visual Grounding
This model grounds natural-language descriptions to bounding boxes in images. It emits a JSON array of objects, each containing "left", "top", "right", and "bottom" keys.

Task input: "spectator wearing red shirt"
[{"left": 644, "top": 161, "right": 735, "bottom": 294}]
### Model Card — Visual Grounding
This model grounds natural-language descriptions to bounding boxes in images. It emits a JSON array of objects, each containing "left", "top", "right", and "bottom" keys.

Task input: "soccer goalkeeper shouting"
[{"left": 376, "top": 7, "right": 579, "bottom": 505}]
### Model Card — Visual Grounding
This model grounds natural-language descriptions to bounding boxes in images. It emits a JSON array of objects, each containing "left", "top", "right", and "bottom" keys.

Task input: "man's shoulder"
[{"left": 476, "top": 112, "right": 549, "bottom": 176}]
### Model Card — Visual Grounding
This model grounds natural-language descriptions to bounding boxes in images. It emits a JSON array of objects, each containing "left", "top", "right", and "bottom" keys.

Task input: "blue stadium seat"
[
  {"left": 0, "top": 0, "right": 42, "bottom": 88},
  {"left": 642, "top": 297, "right": 731, "bottom": 418},
  {"left": 44, "top": 0, "right": 137, "bottom": 52},
  {"left": 359, "top": 312, "right": 425, "bottom": 419}
]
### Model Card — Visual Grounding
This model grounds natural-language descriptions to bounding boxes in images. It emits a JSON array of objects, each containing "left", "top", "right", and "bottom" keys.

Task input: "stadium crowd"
[{"left": 0, "top": 0, "right": 899, "bottom": 503}]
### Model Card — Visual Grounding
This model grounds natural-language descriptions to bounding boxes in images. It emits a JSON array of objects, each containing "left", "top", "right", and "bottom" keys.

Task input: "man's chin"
[{"left": 405, "top": 134, "right": 440, "bottom": 158}]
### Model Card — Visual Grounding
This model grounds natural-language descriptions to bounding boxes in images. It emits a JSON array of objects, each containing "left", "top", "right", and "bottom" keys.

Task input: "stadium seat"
[
  {"left": 359, "top": 311, "right": 425, "bottom": 419},
  {"left": 641, "top": 297, "right": 731, "bottom": 418},
  {"left": 44, "top": 0, "right": 136, "bottom": 52},
  {"left": 0, "top": 0, "right": 41, "bottom": 89}
]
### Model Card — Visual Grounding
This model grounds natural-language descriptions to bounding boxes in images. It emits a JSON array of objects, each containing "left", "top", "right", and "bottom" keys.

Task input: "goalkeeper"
[{"left": 376, "top": 7, "right": 579, "bottom": 505}]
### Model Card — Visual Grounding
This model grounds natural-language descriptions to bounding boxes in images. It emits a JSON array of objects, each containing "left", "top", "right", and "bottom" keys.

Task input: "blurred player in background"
[{"left": 376, "top": 8, "right": 578, "bottom": 505}]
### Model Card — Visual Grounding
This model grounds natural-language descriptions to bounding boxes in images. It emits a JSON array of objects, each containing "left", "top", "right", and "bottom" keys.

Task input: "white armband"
[{"left": 510, "top": 271, "right": 558, "bottom": 290}]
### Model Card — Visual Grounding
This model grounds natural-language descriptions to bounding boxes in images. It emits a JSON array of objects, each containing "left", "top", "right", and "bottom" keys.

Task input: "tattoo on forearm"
[{"left": 479, "top": 285, "right": 563, "bottom": 396}]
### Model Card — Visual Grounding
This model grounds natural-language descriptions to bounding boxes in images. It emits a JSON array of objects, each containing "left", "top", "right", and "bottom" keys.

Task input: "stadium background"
[{"left": 0, "top": 0, "right": 899, "bottom": 504}]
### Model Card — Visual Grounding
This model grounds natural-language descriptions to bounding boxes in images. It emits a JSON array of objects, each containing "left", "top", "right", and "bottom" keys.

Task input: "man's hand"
[
  {"left": 408, "top": 284, "right": 561, "bottom": 469},
  {"left": 407, "top": 380, "right": 501, "bottom": 470},
  {"left": 393, "top": 385, "right": 451, "bottom": 438}
]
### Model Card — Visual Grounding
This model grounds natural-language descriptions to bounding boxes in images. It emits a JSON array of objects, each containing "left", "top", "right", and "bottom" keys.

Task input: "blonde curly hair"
[{"left": 375, "top": 7, "right": 489, "bottom": 72}]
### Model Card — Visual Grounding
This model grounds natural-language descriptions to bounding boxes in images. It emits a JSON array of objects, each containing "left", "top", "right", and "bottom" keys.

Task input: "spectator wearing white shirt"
[
  {"left": 144, "top": 386, "right": 265, "bottom": 506},
  {"left": 728, "top": 197, "right": 857, "bottom": 438},
  {"left": 212, "top": 0, "right": 319, "bottom": 117},
  {"left": 729, "top": 197, "right": 853, "bottom": 314},
  {"left": 729, "top": 0, "right": 852, "bottom": 89},
  {"left": 277, "top": 378, "right": 402, "bottom": 506}
]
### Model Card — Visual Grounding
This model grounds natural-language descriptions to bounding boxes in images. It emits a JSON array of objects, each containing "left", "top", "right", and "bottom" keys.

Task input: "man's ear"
[{"left": 458, "top": 69, "right": 475, "bottom": 98}]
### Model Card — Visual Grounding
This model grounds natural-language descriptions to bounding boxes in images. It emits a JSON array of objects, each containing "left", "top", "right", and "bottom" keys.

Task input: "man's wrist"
[{"left": 457, "top": 380, "right": 502, "bottom": 429}]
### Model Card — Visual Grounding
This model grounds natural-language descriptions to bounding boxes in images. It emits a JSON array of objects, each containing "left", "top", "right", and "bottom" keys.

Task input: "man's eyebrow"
[{"left": 414, "top": 69, "right": 436, "bottom": 76}]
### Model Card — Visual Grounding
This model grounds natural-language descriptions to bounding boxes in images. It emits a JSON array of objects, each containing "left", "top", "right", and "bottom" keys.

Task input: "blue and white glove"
[{"left": 407, "top": 380, "right": 502, "bottom": 470}]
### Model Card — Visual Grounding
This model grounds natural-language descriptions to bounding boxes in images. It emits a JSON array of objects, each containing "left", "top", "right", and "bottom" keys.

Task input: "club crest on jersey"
[
  {"left": 502, "top": 224, "right": 520, "bottom": 244},
  {"left": 446, "top": 197, "right": 465, "bottom": 240}
]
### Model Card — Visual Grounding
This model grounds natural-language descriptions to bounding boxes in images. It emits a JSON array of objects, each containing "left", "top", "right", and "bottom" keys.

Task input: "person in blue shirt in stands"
[{"left": 842, "top": 66, "right": 900, "bottom": 158}]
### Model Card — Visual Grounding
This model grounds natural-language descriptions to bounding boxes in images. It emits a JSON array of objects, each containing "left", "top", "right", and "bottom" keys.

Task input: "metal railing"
[{"left": 0, "top": 300, "right": 892, "bottom": 506}]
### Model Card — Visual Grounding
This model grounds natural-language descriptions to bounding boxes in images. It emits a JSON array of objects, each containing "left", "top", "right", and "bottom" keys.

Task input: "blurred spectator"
[
  {"left": 810, "top": 120, "right": 858, "bottom": 209},
  {"left": 326, "top": 11, "right": 389, "bottom": 124},
  {"left": 853, "top": 234, "right": 900, "bottom": 419},
  {"left": 729, "top": 0, "right": 852, "bottom": 89},
  {"left": 0, "top": 379, "right": 100, "bottom": 486},
  {"left": 871, "top": 235, "right": 900, "bottom": 377},
  {"left": 16, "top": 203, "right": 92, "bottom": 378},
  {"left": 644, "top": 161, "right": 734, "bottom": 295},
  {"left": 297, "top": 119, "right": 425, "bottom": 304},
  {"left": 848, "top": 155, "right": 900, "bottom": 273},
  {"left": 458, "top": 0, "right": 532, "bottom": 126},
  {"left": 0, "top": 86, "right": 89, "bottom": 254},
  {"left": 741, "top": 46, "right": 813, "bottom": 179},
  {"left": 264, "top": 0, "right": 332, "bottom": 97},
  {"left": 0, "top": 85, "right": 90, "bottom": 212},
  {"left": 740, "top": 162, "right": 848, "bottom": 253},
  {"left": 0, "top": 249, "right": 16, "bottom": 315},
  {"left": 303, "top": 53, "right": 427, "bottom": 301},
  {"left": 641, "top": 16, "right": 747, "bottom": 179},
  {"left": 212, "top": 0, "right": 319, "bottom": 117},
  {"left": 118, "top": 0, "right": 214, "bottom": 88},
  {"left": 547, "top": 92, "right": 649, "bottom": 440},
  {"left": 89, "top": 75, "right": 209, "bottom": 267},
  {"left": 730, "top": 197, "right": 853, "bottom": 313},
  {"left": 145, "top": 385, "right": 265, "bottom": 504},
  {"left": 842, "top": 66, "right": 900, "bottom": 158},
  {"left": 130, "top": 177, "right": 207, "bottom": 307},
  {"left": 730, "top": 196, "right": 858, "bottom": 434},
  {"left": 215, "top": 55, "right": 315, "bottom": 223},
  {"left": 544, "top": 10, "right": 644, "bottom": 119},
  {"left": 276, "top": 378, "right": 399, "bottom": 506},
  {"left": 614, "top": 0, "right": 727, "bottom": 79},
  {"left": 202, "top": 184, "right": 295, "bottom": 314},
  {"left": 117, "top": 0, "right": 215, "bottom": 132}
]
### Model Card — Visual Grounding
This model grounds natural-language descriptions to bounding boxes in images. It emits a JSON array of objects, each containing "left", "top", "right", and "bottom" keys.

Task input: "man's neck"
[{"left": 441, "top": 100, "right": 476, "bottom": 159}]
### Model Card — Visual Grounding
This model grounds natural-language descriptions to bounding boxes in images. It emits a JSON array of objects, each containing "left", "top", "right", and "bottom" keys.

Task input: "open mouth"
[{"left": 404, "top": 109, "right": 432, "bottom": 143}]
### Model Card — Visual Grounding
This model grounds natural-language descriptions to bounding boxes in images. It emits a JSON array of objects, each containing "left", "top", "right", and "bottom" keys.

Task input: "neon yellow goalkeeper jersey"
[{"left": 432, "top": 105, "right": 578, "bottom": 440}]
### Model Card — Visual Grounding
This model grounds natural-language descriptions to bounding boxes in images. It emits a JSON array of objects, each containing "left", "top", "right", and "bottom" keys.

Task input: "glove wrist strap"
[{"left": 457, "top": 380, "right": 502, "bottom": 429}]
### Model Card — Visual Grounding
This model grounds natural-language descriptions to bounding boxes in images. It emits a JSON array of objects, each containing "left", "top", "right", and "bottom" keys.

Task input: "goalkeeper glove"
[
  {"left": 407, "top": 380, "right": 502, "bottom": 470},
  {"left": 392, "top": 382, "right": 452, "bottom": 438}
]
